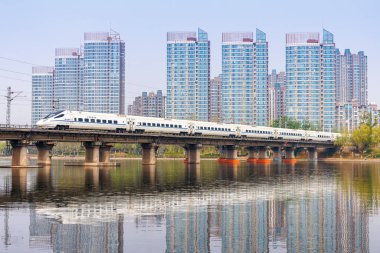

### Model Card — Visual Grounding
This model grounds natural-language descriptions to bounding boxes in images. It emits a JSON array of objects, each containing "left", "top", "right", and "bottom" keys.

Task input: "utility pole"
[
  {"left": 5, "top": 86, "right": 23, "bottom": 127},
  {"left": 4, "top": 87, "right": 23, "bottom": 156}
]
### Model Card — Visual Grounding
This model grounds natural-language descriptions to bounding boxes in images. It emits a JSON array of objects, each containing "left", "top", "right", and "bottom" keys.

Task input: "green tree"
[
  {"left": 334, "top": 129, "right": 351, "bottom": 157},
  {"left": 351, "top": 124, "right": 372, "bottom": 156}
]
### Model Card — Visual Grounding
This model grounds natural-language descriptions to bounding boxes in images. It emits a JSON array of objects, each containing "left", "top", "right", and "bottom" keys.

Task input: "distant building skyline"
[
  {"left": 209, "top": 75, "right": 222, "bottom": 123},
  {"left": 268, "top": 69, "right": 286, "bottom": 123},
  {"left": 128, "top": 90, "right": 166, "bottom": 118}
]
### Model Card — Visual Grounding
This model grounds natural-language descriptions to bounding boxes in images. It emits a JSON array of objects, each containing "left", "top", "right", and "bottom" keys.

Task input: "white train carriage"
[
  {"left": 192, "top": 121, "right": 239, "bottom": 137},
  {"left": 241, "top": 125, "right": 276, "bottom": 139},
  {"left": 131, "top": 116, "right": 189, "bottom": 135},
  {"left": 37, "top": 111, "right": 128, "bottom": 132},
  {"left": 276, "top": 128, "right": 306, "bottom": 141}
]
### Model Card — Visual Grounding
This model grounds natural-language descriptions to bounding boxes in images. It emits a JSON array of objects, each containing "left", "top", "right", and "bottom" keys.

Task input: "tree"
[
  {"left": 351, "top": 124, "right": 372, "bottom": 156},
  {"left": 334, "top": 129, "right": 351, "bottom": 157}
]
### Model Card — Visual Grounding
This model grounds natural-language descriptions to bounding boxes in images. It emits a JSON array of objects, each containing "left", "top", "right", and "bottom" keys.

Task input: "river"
[{"left": 0, "top": 159, "right": 379, "bottom": 252}]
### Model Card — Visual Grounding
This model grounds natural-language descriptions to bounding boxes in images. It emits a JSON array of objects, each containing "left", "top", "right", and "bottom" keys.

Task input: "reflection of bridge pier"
[
  {"left": 142, "top": 164, "right": 157, "bottom": 185},
  {"left": 185, "top": 164, "right": 201, "bottom": 183},
  {"left": 11, "top": 167, "right": 28, "bottom": 198},
  {"left": 84, "top": 166, "right": 99, "bottom": 190}
]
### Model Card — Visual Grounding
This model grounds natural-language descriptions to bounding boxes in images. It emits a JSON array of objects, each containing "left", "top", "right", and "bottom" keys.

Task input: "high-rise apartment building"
[
  {"left": 209, "top": 75, "right": 222, "bottom": 122},
  {"left": 268, "top": 70, "right": 286, "bottom": 123},
  {"left": 31, "top": 66, "right": 54, "bottom": 125},
  {"left": 166, "top": 28, "right": 210, "bottom": 121},
  {"left": 335, "top": 49, "right": 368, "bottom": 131},
  {"left": 54, "top": 48, "right": 83, "bottom": 111},
  {"left": 285, "top": 30, "right": 336, "bottom": 131},
  {"left": 83, "top": 31, "right": 125, "bottom": 114},
  {"left": 221, "top": 29, "right": 268, "bottom": 126},
  {"left": 335, "top": 49, "right": 367, "bottom": 105},
  {"left": 128, "top": 90, "right": 166, "bottom": 118}
]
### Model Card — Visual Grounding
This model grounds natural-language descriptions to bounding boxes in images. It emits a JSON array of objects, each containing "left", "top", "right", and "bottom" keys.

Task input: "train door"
[
  {"left": 188, "top": 122, "right": 195, "bottom": 135},
  {"left": 236, "top": 126, "right": 241, "bottom": 137},
  {"left": 128, "top": 118, "right": 136, "bottom": 132},
  {"left": 273, "top": 129, "right": 278, "bottom": 139}
]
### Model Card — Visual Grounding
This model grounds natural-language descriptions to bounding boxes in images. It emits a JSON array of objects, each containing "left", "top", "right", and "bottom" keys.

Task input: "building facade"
[
  {"left": 268, "top": 70, "right": 286, "bottom": 123},
  {"left": 31, "top": 66, "right": 55, "bottom": 125},
  {"left": 285, "top": 30, "right": 336, "bottom": 131},
  {"left": 221, "top": 29, "right": 268, "bottom": 126},
  {"left": 128, "top": 90, "right": 166, "bottom": 118},
  {"left": 209, "top": 75, "right": 222, "bottom": 122},
  {"left": 335, "top": 49, "right": 368, "bottom": 131},
  {"left": 54, "top": 48, "right": 83, "bottom": 111},
  {"left": 166, "top": 28, "right": 210, "bottom": 121},
  {"left": 83, "top": 31, "right": 125, "bottom": 114}
]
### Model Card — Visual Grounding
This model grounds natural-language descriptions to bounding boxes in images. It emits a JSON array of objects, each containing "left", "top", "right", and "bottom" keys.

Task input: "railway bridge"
[{"left": 0, "top": 126, "right": 337, "bottom": 167}]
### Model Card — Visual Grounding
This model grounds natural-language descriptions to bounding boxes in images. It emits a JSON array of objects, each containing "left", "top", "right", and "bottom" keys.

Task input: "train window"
[
  {"left": 142, "top": 122, "right": 146, "bottom": 126},
  {"left": 170, "top": 124, "right": 173, "bottom": 128},
  {"left": 179, "top": 125, "right": 182, "bottom": 128},
  {"left": 97, "top": 119, "right": 101, "bottom": 123},
  {"left": 113, "top": 120, "right": 117, "bottom": 124},
  {"left": 147, "top": 123, "right": 151, "bottom": 126},
  {"left": 78, "top": 118, "right": 83, "bottom": 122},
  {"left": 108, "top": 120, "right": 112, "bottom": 124},
  {"left": 74, "top": 118, "right": 77, "bottom": 121},
  {"left": 166, "top": 124, "right": 169, "bottom": 127},
  {"left": 84, "top": 118, "right": 89, "bottom": 122},
  {"left": 152, "top": 123, "right": 156, "bottom": 127},
  {"left": 91, "top": 119, "right": 95, "bottom": 123},
  {"left": 174, "top": 125, "right": 178, "bottom": 128},
  {"left": 157, "top": 123, "right": 160, "bottom": 127},
  {"left": 102, "top": 120, "right": 107, "bottom": 123}
]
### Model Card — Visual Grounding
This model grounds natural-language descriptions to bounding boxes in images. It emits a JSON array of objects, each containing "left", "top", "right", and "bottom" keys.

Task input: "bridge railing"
[{"left": 0, "top": 124, "right": 37, "bottom": 129}]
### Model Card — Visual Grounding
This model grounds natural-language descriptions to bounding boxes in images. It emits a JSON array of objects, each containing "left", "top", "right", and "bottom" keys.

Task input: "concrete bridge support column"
[
  {"left": 257, "top": 146, "right": 271, "bottom": 164},
  {"left": 141, "top": 143, "right": 158, "bottom": 165},
  {"left": 219, "top": 145, "right": 239, "bottom": 164},
  {"left": 100, "top": 143, "right": 113, "bottom": 164},
  {"left": 35, "top": 141, "right": 55, "bottom": 166},
  {"left": 246, "top": 147, "right": 257, "bottom": 163},
  {"left": 83, "top": 141, "right": 102, "bottom": 166},
  {"left": 308, "top": 147, "right": 318, "bottom": 161},
  {"left": 184, "top": 144, "right": 202, "bottom": 164},
  {"left": 272, "top": 146, "right": 282, "bottom": 162},
  {"left": 10, "top": 140, "right": 30, "bottom": 167},
  {"left": 283, "top": 147, "right": 296, "bottom": 163}
]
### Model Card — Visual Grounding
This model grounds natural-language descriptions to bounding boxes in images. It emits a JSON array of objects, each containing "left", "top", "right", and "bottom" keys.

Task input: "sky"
[{"left": 0, "top": 0, "right": 379, "bottom": 124}]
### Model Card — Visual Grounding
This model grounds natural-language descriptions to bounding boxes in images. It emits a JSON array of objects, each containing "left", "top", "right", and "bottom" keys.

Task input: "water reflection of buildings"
[{"left": 0, "top": 163, "right": 372, "bottom": 252}]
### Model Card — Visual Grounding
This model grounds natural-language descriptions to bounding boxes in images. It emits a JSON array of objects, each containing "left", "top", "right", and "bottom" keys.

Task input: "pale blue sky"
[{"left": 0, "top": 0, "right": 379, "bottom": 124}]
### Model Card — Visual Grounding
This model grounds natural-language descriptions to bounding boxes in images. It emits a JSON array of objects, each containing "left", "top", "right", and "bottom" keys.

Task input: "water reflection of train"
[{"left": 36, "top": 110, "right": 339, "bottom": 142}]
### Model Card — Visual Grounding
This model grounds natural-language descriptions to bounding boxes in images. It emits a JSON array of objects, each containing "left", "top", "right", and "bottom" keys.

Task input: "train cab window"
[
  {"left": 91, "top": 119, "right": 95, "bottom": 123},
  {"left": 108, "top": 120, "right": 112, "bottom": 124},
  {"left": 96, "top": 119, "right": 101, "bottom": 123},
  {"left": 85, "top": 119, "right": 89, "bottom": 123},
  {"left": 78, "top": 118, "right": 83, "bottom": 122},
  {"left": 102, "top": 120, "right": 107, "bottom": 123},
  {"left": 54, "top": 114, "right": 64, "bottom": 119},
  {"left": 113, "top": 120, "right": 117, "bottom": 124},
  {"left": 147, "top": 123, "right": 151, "bottom": 126}
]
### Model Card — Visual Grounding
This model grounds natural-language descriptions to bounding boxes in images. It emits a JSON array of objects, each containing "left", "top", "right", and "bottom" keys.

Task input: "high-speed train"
[{"left": 36, "top": 110, "right": 340, "bottom": 142}]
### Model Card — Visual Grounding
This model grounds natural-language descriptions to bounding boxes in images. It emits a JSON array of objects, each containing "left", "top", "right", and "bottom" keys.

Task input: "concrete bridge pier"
[
  {"left": 10, "top": 140, "right": 30, "bottom": 167},
  {"left": 35, "top": 141, "right": 55, "bottom": 166},
  {"left": 184, "top": 144, "right": 202, "bottom": 164},
  {"left": 246, "top": 147, "right": 257, "bottom": 163},
  {"left": 272, "top": 146, "right": 282, "bottom": 162},
  {"left": 141, "top": 143, "right": 159, "bottom": 165},
  {"left": 83, "top": 141, "right": 102, "bottom": 166},
  {"left": 283, "top": 147, "right": 296, "bottom": 163},
  {"left": 257, "top": 146, "right": 271, "bottom": 164},
  {"left": 307, "top": 147, "right": 318, "bottom": 161},
  {"left": 219, "top": 145, "right": 239, "bottom": 164},
  {"left": 99, "top": 143, "right": 113, "bottom": 164}
]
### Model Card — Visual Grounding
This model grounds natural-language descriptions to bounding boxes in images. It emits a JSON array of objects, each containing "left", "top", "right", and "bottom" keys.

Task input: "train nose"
[{"left": 36, "top": 119, "right": 44, "bottom": 126}]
